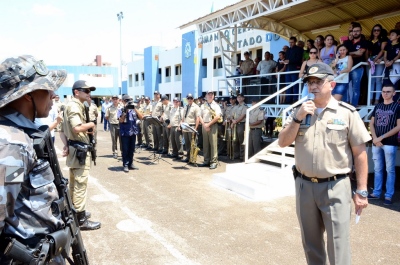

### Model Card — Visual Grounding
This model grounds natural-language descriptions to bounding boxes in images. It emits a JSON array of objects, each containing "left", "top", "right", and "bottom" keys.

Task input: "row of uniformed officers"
[{"left": 122, "top": 90, "right": 267, "bottom": 170}]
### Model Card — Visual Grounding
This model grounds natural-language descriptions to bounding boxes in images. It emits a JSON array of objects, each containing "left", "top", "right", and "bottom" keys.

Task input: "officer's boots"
[{"left": 77, "top": 211, "right": 101, "bottom": 231}]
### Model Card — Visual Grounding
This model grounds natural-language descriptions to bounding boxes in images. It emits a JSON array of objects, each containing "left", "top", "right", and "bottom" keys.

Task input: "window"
[
  {"left": 165, "top": 67, "right": 171, "bottom": 77},
  {"left": 175, "top": 65, "right": 181, "bottom": 76},
  {"left": 135, "top": 74, "right": 139, "bottom": 82},
  {"left": 213, "top": 57, "right": 222, "bottom": 69},
  {"left": 158, "top": 68, "right": 161, "bottom": 75},
  {"left": 128, "top": 75, "right": 132, "bottom": 87},
  {"left": 141, "top": 72, "right": 145, "bottom": 81}
]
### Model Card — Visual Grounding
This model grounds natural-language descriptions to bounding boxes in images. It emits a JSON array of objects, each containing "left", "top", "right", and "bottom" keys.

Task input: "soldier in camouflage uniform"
[{"left": 0, "top": 55, "right": 67, "bottom": 264}]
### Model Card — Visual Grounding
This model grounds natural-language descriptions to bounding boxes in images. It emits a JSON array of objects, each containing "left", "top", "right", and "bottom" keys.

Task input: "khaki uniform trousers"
[
  {"left": 202, "top": 123, "right": 218, "bottom": 165},
  {"left": 295, "top": 176, "right": 352, "bottom": 265},
  {"left": 143, "top": 120, "right": 153, "bottom": 147},
  {"left": 233, "top": 123, "right": 245, "bottom": 159},
  {"left": 162, "top": 125, "right": 171, "bottom": 152},
  {"left": 183, "top": 131, "right": 195, "bottom": 159},
  {"left": 109, "top": 123, "right": 120, "bottom": 154},
  {"left": 248, "top": 128, "right": 262, "bottom": 157},
  {"left": 69, "top": 166, "right": 90, "bottom": 212},
  {"left": 152, "top": 124, "right": 163, "bottom": 150},
  {"left": 170, "top": 126, "right": 183, "bottom": 155}
]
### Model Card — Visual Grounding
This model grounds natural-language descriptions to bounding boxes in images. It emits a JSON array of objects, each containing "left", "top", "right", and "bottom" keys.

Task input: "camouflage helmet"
[{"left": 0, "top": 55, "right": 67, "bottom": 108}]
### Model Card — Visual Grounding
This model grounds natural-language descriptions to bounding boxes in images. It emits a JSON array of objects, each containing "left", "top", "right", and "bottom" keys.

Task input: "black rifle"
[
  {"left": 83, "top": 101, "right": 97, "bottom": 165},
  {"left": 0, "top": 119, "right": 89, "bottom": 265}
]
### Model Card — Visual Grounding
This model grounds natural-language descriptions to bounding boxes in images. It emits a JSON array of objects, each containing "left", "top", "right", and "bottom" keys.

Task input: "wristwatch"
[
  {"left": 355, "top": 190, "right": 368, "bottom": 198},
  {"left": 292, "top": 117, "right": 303, "bottom": 124}
]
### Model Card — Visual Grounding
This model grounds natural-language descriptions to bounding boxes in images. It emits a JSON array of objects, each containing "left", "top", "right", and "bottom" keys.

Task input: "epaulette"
[{"left": 339, "top": 101, "right": 356, "bottom": 112}]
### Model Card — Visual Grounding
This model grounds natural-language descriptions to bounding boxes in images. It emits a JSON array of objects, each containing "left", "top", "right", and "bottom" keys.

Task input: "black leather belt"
[
  {"left": 189, "top": 124, "right": 195, "bottom": 126},
  {"left": 250, "top": 128, "right": 261, "bottom": 130},
  {"left": 293, "top": 165, "right": 347, "bottom": 183}
]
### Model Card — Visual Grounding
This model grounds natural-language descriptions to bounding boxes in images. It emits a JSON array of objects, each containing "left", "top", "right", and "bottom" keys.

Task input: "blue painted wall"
[
  {"left": 48, "top": 65, "right": 119, "bottom": 99},
  {"left": 144, "top": 46, "right": 160, "bottom": 95},
  {"left": 122, "top": 80, "right": 128, "bottom": 95},
  {"left": 267, "top": 33, "right": 289, "bottom": 59},
  {"left": 182, "top": 31, "right": 197, "bottom": 98}
]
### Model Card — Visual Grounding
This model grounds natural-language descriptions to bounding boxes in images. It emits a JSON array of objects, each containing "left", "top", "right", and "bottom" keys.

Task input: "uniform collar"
[
  {"left": 325, "top": 96, "right": 339, "bottom": 111},
  {"left": 72, "top": 97, "right": 84, "bottom": 107}
]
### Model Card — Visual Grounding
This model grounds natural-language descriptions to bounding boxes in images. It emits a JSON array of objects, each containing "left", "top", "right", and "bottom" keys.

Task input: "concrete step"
[
  {"left": 266, "top": 146, "right": 295, "bottom": 156},
  {"left": 212, "top": 163, "right": 295, "bottom": 201},
  {"left": 256, "top": 154, "right": 295, "bottom": 166}
]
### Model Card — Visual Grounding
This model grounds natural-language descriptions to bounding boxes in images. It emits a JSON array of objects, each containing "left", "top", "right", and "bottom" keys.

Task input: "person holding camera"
[
  {"left": 167, "top": 97, "right": 184, "bottom": 159},
  {"left": 60, "top": 80, "right": 101, "bottom": 230},
  {"left": 118, "top": 95, "right": 143, "bottom": 172}
]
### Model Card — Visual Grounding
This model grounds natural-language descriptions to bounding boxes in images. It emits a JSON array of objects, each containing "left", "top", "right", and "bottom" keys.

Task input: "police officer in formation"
[
  {"left": 60, "top": 80, "right": 101, "bottom": 231},
  {"left": 181, "top": 93, "right": 201, "bottom": 162},
  {"left": 248, "top": 98, "right": 265, "bottom": 157},
  {"left": 151, "top": 91, "right": 163, "bottom": 153},
  {"left": 167, "top": 97, "right": 184, "bottom": 158},
  {"left": 160, "top": 95, "right": 173, "bottom": 155},
  {"left": 231, "top": 93, "right": 248, "bottom": 160},
  {"left": 199, "top": 91, "right": 222, "bottom": 169},
  {"left": 142, "top": 96, "right": 153, "bottom": 149}
]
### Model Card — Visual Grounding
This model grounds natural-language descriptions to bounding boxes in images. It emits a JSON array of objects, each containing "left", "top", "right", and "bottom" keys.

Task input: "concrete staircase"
[{"left": 212, "top": 138, "right": 296, "bottom": 201}]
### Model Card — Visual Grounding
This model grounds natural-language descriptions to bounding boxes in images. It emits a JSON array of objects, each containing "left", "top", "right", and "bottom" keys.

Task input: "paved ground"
[{"left": 55, "top": 126, "right": 400, "bottom": 265}]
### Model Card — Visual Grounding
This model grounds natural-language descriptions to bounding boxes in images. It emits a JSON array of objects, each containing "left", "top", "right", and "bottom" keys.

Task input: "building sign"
[{"left": 184, "top": 42, "right": 192, "bottom": 58}]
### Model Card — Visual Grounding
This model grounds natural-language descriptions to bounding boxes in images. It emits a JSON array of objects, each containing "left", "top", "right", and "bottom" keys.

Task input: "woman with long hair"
[
  {"left": 368, "top": 24, "right": 388, "bottom": 104},
  {"left": 299, "top": 47, "right": 322, "bottom": 98},
  {"left": 319, "top": 34, "right": 337, "bottom": 67},
  {"left": 332, "top": 44, "right": 353, "bottom": 102}
]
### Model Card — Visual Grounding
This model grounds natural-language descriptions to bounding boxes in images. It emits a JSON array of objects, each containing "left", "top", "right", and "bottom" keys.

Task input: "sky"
[{"left": 1, "top": 0, "right": 238, "bottom": 67}]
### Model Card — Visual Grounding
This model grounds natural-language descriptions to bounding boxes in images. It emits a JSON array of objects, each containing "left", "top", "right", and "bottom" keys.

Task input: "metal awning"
[{"left": 179, "top": 0, "right": 400, "bottom": 41}]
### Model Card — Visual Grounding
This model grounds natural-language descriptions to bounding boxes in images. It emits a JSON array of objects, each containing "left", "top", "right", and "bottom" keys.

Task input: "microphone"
[{"left": 305, "top": 93, "right": 315, "bottom": 127}]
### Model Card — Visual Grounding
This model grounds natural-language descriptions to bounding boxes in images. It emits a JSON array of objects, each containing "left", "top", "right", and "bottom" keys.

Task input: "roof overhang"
[{"left": 180, "top": 0, "right": 400, "bottom": 42}]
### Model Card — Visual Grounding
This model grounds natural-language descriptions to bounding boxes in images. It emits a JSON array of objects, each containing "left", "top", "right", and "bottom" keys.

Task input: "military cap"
[
  {"left": 0, "top": 55, "right": 67, "bottom": 108},
  {"left": 122, "top": 94, "right": 132, "bottom": 101},
  {"left": 186, "top": 93, "right": 194, "bottom": 99},
  {"left": 215, "top": 97, "right": 219, "bottom": 102},
  {"left": 173, "top": 97, "right": 180, "bottom": 102},
  {"left": 111, "top": 95, "right": 119, "bottom": 99},
  {"left": 72, "top": 80, "right": 96, "bottom": 91},
  {"left": 144, "top": 96, "right": 150, "bottom": 100},
  {"left": 161, "top": 95, "right": 169, "bottom": 101},
  {"left": 206, "top": 90, "right": 214, "bottom": 94},
  {"left": 154, "top": 90, "right": 160, "bottom": 94},
  {"left": 220, "top": 97, "right": 226, "bottom": 102},
  {"left": 302, "top": 63, "right": 334, "bottom": 82},
  {"left": 236, "top": 93, "right": 245, "bottom": 98},
  {"left": 229, "top": 95, "right": 237, "bottom": 100}
]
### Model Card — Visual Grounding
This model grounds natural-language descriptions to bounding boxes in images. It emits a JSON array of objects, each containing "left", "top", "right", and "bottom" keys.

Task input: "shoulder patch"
[{"left": 339, "top": 101, "right": 356, "bottom": 112}]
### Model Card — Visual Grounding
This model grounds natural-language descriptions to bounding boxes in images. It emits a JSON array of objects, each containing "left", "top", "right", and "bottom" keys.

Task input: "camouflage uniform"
[{"left": 0, "top": 55, "right": 67, "bottom": 264}]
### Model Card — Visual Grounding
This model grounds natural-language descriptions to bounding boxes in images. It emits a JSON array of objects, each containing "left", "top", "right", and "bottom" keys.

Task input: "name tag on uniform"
[{"left": 5, "top": 166, "right": 24, "bottom": 183}]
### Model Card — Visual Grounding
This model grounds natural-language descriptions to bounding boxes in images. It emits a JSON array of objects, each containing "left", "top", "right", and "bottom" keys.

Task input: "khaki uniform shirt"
[
  {"left": 240, "top": 58, "right": 254, "bottom": 75},
  {"left": 161, "top": 102, "right": 173, "bottom": 121},
  {"left": 106, "top": 104, "right": 120, "bottom": 124},
  {"left": 284, "top": 98, "right": 371, "bottom": 178},
  {"left": 89, "top": 103, "right": 98, "bottom": 121},
  {"left": 62, "top": 98, "right": 91, "bottom": 168},
  {"left": 143, "top": 103, "right": 152, "bottom": 116},
  {"left": 232, "top": 103, "right": 248, "bottom": 123},
  {"left": 169, "top": 107, "right": 184, "bottom": 126},
  {"left": 183, "top": 103, "right": 200, "bottom": 125},
  {"left": 249, "top": 107, "right": 264, "bottom": 128},
  {"left": 225, "top": 105, "right": 235, "bottom": 120},
  {"left": 152, "top": 100, "right": 163, "bottom": 117},
  {"left": 200, "top": 101, "right": 222, "bottom": 123}
]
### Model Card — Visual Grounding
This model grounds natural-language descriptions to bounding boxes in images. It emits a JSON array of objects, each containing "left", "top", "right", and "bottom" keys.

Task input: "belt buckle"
[{"left": 311, "top": 177, "right": 318, "bottom": 183}]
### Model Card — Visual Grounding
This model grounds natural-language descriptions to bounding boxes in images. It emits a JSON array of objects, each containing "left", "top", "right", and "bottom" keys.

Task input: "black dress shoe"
[
  {"left": 161, "top": 150, "right": 168, "bottom": 154},
  {"left": 157, "top": 150, "right": 164, "bottom": 154},
  {"left": 198, "top": 163, "right": 209, "bottom": 167},
  {"left": 146, "top": 146, "right": 152, "bottom": 150},
  {"left": 182, "top": 158, "right": 189, "bottom": 162}
]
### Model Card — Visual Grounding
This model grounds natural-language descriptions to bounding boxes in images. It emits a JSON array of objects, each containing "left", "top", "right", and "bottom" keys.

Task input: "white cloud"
[{"left": 31, "top": 4, "right": 65, "bottom": 17}]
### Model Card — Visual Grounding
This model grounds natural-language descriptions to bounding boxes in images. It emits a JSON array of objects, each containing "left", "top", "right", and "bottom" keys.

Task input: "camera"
[{"left": 122, "top": 100, "right": 135, "bottom": 113}]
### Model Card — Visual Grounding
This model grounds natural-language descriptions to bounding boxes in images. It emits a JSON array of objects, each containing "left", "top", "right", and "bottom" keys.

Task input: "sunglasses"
[
  {"left": 187, "top": 97, "right": 194, "bottom": 100},
  {"left": 78, "top": 89, "right": 91, "bottom": 94},
  {"left": 309, "top": 52, "right": 317, "bottom": 54},
  {"left": 373, "top": 29, "right": 381, "bottom": 32}
]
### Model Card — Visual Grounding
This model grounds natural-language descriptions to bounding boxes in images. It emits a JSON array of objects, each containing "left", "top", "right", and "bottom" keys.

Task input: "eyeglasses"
[
  {"left": 307, "top": 79, "right": 329, "bottom": 86},
  {"left": 309, "top": 52, "right": 317, "bottom": 54},
  {"left": 381, "top": 91, "right": 393, "bottom": 94},
  {"left": 78, "top": 89, "right": 91, "bottom": 94},
  {"left": 352, "top": 30, "right": 361, "bottom": 33},
  {"left": 187, "top": 97, "right": 193, "bottom": 100}
]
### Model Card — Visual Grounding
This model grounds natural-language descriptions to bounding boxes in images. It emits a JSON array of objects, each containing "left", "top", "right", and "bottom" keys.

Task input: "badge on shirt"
[
  {"left": 5, "top": 166, "right": 24, "bottom": 183},
  {"left": 327, "top": 118, "right": 346, "bottom": 125}
]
